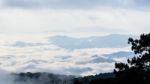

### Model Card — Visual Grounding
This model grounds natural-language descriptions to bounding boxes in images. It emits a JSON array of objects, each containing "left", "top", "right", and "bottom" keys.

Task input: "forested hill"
[{"left": 13, "top": 72, "right": 115, "bottom": 84}]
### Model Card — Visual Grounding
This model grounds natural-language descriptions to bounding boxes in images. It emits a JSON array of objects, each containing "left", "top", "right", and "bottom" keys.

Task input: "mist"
[
  {"left": 0, "top": 69, "right": 75, "bottom": 84},
  {"left": 0, "top": 69, "right": 16, "bottom": 84}
]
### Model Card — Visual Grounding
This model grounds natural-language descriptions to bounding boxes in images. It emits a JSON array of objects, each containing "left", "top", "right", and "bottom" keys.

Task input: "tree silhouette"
[
  {"left": 72, "top": 33, "right": 150, "bottom": 84},
  {"left": 115, "top": 33, "right": 150, "bottom": 84}
]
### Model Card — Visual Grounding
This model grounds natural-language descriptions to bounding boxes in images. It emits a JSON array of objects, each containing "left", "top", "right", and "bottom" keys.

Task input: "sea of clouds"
[
  {"left": 0, "top": 33, "right": 133, "bottom": 75},
  {"left": 0, "top": 33, "right": 134, "bottom": 83}
]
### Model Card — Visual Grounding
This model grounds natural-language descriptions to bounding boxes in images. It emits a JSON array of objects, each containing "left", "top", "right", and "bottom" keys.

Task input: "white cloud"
[
  {"left": 0, "top": 8, "right": 149, "bottom": 34},
  {"left": 0, "top": 34, "right": 132, "bottom": 76}
]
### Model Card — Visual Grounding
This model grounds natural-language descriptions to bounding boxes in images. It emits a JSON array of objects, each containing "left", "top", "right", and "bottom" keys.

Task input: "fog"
[
  {"left": 0, "top": 69, "right": 75, "bottom": 84},
  {"left": 0, "top": 69, "right": 16, "bottom": 84}
]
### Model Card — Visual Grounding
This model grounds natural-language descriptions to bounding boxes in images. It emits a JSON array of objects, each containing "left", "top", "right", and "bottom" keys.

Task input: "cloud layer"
[
  {"left": 0, "top": 0, "right": 149, "bottom": 34},
  {"left": 0, "top": 34, "right": 133, "bottom": 76},
  {"left": 0, "top": 8, "right": 150, "bottom": 34}
]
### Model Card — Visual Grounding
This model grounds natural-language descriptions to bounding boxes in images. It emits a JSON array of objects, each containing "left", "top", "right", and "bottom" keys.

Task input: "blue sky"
[
  {"left": 0, "top": 0, "right": 150, "bottom": 34},
  {"left": 3, "top": 0, "right": 150, "bottom": 9}
]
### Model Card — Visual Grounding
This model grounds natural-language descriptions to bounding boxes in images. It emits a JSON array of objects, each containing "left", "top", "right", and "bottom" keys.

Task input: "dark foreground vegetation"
[
  {"left": 14, "top": 33, "right": 150, "bottom": 84},
  {"left": 14, "top": 72, "right": 75, "bottom": 84}
]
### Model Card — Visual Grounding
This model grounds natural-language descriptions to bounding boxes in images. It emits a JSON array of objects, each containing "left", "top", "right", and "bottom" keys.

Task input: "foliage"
[{"left": 114, "top": 33, "right": 150, "bottom": 84}]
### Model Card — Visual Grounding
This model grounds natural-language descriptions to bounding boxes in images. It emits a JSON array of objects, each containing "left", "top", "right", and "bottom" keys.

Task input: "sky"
[
  {"left": 0, "top": 0, "right": 148, "bottom": 78},
  {"left": 0, "top": 0, "right": 149, "bottom": 34}
]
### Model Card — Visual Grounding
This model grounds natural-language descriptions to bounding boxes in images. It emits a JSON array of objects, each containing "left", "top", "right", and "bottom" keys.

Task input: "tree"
[{"left": 114, "top": 33, "right": 150, "bottom": 84}]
